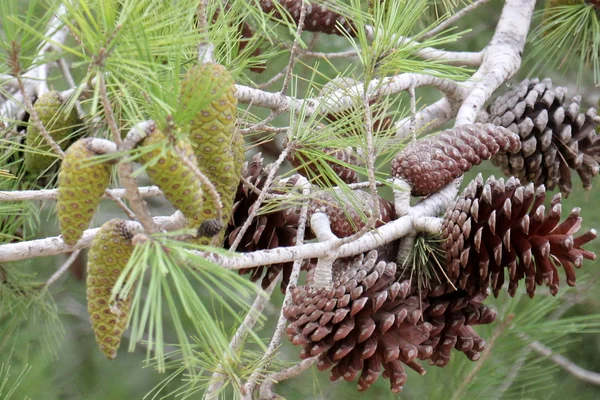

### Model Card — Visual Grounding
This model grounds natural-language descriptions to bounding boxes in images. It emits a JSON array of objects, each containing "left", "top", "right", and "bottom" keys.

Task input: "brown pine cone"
[
  {"left": 489, "top": 78, "right": 600, "bottom": 196},
  {"left": 441, "top": 174, "right": 597, "bottom": 298},
  {"left": 391, "top": 124, "right": 521, "bottom": 196},
  {"left": 287, "top": 145, "right": 361, "bottom": 185},
  {"left": 309, "top": 189, "right": 396, "bottom": 238},
  {"left": 284, "top": 251, "right": 434, "bottom": 393},
  {"left": 423, "top": 289, "right": 496, "bottom": 367},
  {"left": 259, "top": 0, "right": 358, "bottom": 36},
  {"left": 226, "top": 153, "right": 307, "bottom": 291}
]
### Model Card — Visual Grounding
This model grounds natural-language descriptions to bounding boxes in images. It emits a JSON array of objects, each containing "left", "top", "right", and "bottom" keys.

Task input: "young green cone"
[
  {"left": 179, "top": 63, "right": 243, "bottom": 244},
  {"left": 24, "top": 91, "right": 79, "bottom": 175},
  {"left": 138, "top": 129, "right": 204, "bottom": 229},
  {"left": 57, "top": 138, "right": 114, "bottom": 246},
  {"left": 87, "top": 219, "right": 136, "bottom": 359}
]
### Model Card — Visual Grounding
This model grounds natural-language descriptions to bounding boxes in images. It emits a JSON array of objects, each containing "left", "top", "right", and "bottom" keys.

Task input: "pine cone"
[
  {"left": 424, "top": 289, "right": 496, "bottom": 367},
  {"left": 57, "top": 138, "right": 113, "bottom": 246},
  {"left": 441, "top": 174, "right": 597, "bottom": 298},
  {"left": 489, "top": 78, "right": 600, "bottom": 196},
  {"left": 391, "top": 124, "right": 521, "bottom": 196},
  {"left": 287, "top": 145, "right": 361, "bottom": 185},
  {"left": 226, "top": 153, "right": 307, "bottom": 291},
  {"left": 259, "top": 0, "right": 358, "bottom": 36},
  {"left": 284, "top": 251, "right": 434, "bottom": 393},
  {"left": 309, "top": 190, "right": 395, "bottom": 238}
]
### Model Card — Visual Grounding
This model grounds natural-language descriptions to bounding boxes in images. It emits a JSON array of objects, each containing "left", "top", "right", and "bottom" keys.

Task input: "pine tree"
[{"left": 1, "top": 1, "right": 600, "bottom": 399}]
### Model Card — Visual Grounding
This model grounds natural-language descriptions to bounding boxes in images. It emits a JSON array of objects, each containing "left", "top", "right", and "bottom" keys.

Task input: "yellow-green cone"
[
  {"left": 24, "top": 91, "right": 79, "bottom": 175},
  {"left": 87, "top": 219, "right": 134, "bottom": 359},
  {"left": 180, "top": 63, "right": 244, "bottom": 244},
  {"left": 57, "top": 138, "right": 112, "bottom": 246},
  {"left": 138, "top": 129, "right": 204, "bottom": 229}
]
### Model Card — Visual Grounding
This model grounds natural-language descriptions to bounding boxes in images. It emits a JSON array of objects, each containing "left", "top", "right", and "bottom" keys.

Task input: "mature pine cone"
[
  {"left": 423, "top": 288, "right": 497, "bottom": 367},
  {"left": 287, "top": 145, "right": 361, "bottom": 185},
  {"left": 284, "top": 251, "right": 434, "bottom": 393},
  {"left": 226, "top": 153, "right": 305, "bottom": 291},
  {"left": 309, "top": 189, "right": 396, "bottom": 238},
  {"left": 441, "top": 174, "right": 597, "bottom": 298},
  {"left": 489, "top": 78, "right": 600, "bottom": 196},
  {"left": 259, "top": 0, "right": 358, "bottom": 36},
  {"left": 391, "top": 124, "right": 521, "bottom": 196}
]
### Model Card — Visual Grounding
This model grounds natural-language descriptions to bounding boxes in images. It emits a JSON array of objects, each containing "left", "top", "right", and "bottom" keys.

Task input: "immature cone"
[
  {"left": 24, "top": 91, "right": 80, "bottom": 175},
  {"left": 489, "top": 78, "right": 600, "bottom": 196},
  {"left": 391, "top": 124, "right": 521, "bottom": 196},
  {"left": 87, "top": 219, "right": 135, "bottom": 359},
  {"left": 180, "top": 63, "right": 243, "bottom": 244},
  {"left": 259, "top": 0, "right": 358, "bottom": 36},
  {"left": 57, "top": 138, "right": 113, "bottom": 246},
  {"left": 226, "top": 154, "right": 306, "bottom": 291},
  {"left": 309, "top": 190, "right": 396, "bottom": 238},
  {"left": 441, "top": 174, "right": 597, "bottom": 298},
  {"left": 284, "top": 251, "right": 434, "bottom": 393},
  {"left": 287, "top": 146, "right": 361, "bottom": 185},
  {"left": 138, "top": 129, "right": 204, "bottom": 229}
]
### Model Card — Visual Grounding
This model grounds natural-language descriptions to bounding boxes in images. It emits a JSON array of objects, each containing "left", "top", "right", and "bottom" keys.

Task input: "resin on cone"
[
  {"left": 138, "top": 129, "right": 204, "bottom": 229},
  {"left": 24, "top": 91, "right": 79, "bottom": 175},
  {"left": 87, "top": 219, "right": 135, "bottom": 359},
  {"left": 57, "top": 138, "right": 112, "bottom": 246}
]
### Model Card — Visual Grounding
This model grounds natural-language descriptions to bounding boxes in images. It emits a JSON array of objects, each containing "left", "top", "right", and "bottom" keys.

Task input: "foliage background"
[{"left": 1, "top": 0, "right": 600, "bottom": 399}]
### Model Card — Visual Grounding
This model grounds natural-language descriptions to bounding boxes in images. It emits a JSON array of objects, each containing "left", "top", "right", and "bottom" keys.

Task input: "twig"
[
  {"left": 229, "top": 146, "right": 291, "bottom": 252},
  {"left": 119, "top": 121, "right": 160, "bottom": 233},
  {"left": 0, "top": 186, "right": 162, "bottom": 202},
  {"left": 259, "top": 357, "right": 319, "bottom": 399},
  {"left": 420, "top": 0, "right": 493, "bottom": 40},
  {"left": 451, "top": 315, "right": 515, "bottom": 400},
  {"left": 0, "top": 190, "right": 445, "bottom": 267},
  {"left": 45, "top": 249, "right": 81, "bottom": 287},
  {"left": 524, "top": 337, "right": 600, "bottom": 386},
  {"left": 244, "top": 176, "right": 311, "bottom": 399},
  {"left": 204, "top": 277, "right": 281, "bottom": 399}
]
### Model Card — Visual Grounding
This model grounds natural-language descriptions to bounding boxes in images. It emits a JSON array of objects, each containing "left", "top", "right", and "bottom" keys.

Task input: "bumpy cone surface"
[
  {"left": 287, "top": 146, "right": 361, "bottom": 185},
  {"left": 489, "top": 78, "right": 600, "bottom": 196},
  {"left": 309, "top": 190, "right": 396, "bottom": 238},
  {"left": 87, "top": 219, "right": 135, "bottom": 359},
  {"left": 226, "top": 154, "right": 308, "bottom": 291},
  {"left": 422, "top": 287, "right": 497, "bottom": 367},
  {"left": 180, "top": 63, "right": 243, "bottom": 244},
  {"left": 57, "top": 138, "right": 112, "bottom": 246},
  {"left": 441, "top": 174, "right": 597, "bottom": 298},
  {"left": 138, "top": 129, "right": 204, "bottom": 229},
  {"left": 24, "top": 91, "right": 79, "bottom": 175},
  {"left": 284, "top": 251, "right": 434, "bottom": 393},
  {"left": 391, "top": 124, "right": 521, "bottom": 196},
  {"left": 259, "top": 0, "right": 357, "bottom": 36}
]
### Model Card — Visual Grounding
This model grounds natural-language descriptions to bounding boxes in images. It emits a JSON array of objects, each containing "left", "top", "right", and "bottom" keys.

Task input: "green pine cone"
[
  {"left": 179, "top": 63, "right": 243, "bottom": 244},
  {"left": 57, "top": 138, "right": 112, "bottom": 246},
  {"left": 87, "top": 219, "right": 135, "bottom": 359},
  {"left": 138, "top": 129, "right": 204, "bottom": 229},
  {"left": 24, "top": 91, "right": 79, "bottom": 175}
]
